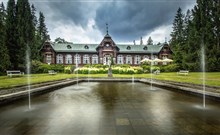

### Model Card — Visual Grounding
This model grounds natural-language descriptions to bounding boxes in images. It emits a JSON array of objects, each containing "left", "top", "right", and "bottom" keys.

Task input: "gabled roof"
[
  {"left": 117, "top": 44, "right": 164, "bottom": 54},
  {"left": 51, "top": 43, "right": 98, "bottom": 53},
  {"left": 49, "top": 42, "right": 165, "bottom": 54}
]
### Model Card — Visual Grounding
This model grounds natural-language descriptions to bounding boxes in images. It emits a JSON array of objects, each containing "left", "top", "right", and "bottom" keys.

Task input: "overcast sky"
[{"left": 2, "top": 0, "right": 196, "bottom": 44}]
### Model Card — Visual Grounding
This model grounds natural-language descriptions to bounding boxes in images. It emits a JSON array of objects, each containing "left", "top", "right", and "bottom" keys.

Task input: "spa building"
[{"left": 40, "top": 30, "right": 172, "bottom": 66}]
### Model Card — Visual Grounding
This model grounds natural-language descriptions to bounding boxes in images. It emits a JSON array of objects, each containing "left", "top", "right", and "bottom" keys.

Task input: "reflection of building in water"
[{"left": 40, "top": 25, "right": 172, "bottom": 66}]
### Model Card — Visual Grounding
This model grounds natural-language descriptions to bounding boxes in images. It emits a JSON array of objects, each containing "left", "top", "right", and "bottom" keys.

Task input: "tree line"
[
  {"left": 0, "top": 0, "right": 49, "bottom": 73},
  {"left": 170, "top": 0, "right": 220, "bottom": 72}
]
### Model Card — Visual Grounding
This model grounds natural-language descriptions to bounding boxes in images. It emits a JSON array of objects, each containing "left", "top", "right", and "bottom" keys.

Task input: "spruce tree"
[
  {"left": 38, "top": 12, "right": 49, "bottom": 43},
  {"left": 30, "top": 4, "right": 40, "bottom": 60},
  {"left": 170, "top": 7, "right": 185, "bottom": 69},
  {"left": 5, "top": 0, "right": 18, "bottom": 69},
  {"left": 147, "top": 37, "right": 153, "bottom": 45},
  {"left": 0, "top": 2, "right": 10, "bottom": 73},
  {"left": 16, "top": 0, "right": 35, "bottom": 67}
]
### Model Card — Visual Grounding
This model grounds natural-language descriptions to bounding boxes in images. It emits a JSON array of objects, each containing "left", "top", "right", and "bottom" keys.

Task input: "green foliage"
[
  {"left": 170, "top": 0, "right": 220, "bottom": 71},
  {"left": 5, "top": 0, "right": 18, "bottom": 69},
  {"left": 0, "top": 0, "right": 49, "bottom": 74},
  {"left": 31, "top": 60, "right": 64, "bottom": 73},
  {"left": 0, "top": 2, "right": 10, "bottom": 73},
  {"left": 64, "top": 65, "right": 75, "bottom": 74},
  {"left": 160, "top": 64, "right": 179, "bottom": 72}
]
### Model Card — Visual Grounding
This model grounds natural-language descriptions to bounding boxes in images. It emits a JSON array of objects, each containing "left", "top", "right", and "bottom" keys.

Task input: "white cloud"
[
  {"left": 49, "top": 19, "right": 103, "bottom": 43},
  {"left": 131, "top": 25, "right": 172, "bottom": 45},
  {"left": 143, "top": 25, "right": 172, "bottom": 44}
]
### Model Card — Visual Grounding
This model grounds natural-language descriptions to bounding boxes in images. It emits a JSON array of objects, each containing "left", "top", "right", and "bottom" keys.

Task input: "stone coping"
[{"left": 0, "top": 78, "right": 220, "bottom": 104}]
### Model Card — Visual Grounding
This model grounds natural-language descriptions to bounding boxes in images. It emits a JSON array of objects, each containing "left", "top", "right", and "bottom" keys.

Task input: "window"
[
  {"left": 127, "top": 46, "right": 131, "bottom": 50},
  {"left": 162, "top": 55, "right": 168, "bottom": 65},
  {"left": 84, "top": 45, "right": 89, "bottom": 49},
  {"left": 117, "top": 55, "right": 123, "bottom": 64},
  {"left": 143, "top": 46, "right": 148, "bottom": 50},
  {"left": 46, "top": 55, "right": 51, "bottom": 64},
  {"left": 83, "top": 54, "right": 90, "bottom": 64},
  {"left": 134, "top": 55, "right": 141, "bottom": 64},
  {"left": 67, "top": 45, "right": 72, "bottom": 49},
  {"left": 92, "top": 55, "right": 98, "bottom": 64},
  {"left": 65, "top": 54, "right": 72, "bottom": 64},
  {"left": 126, "top": 55, "right": 132, "bottom": 64},
  {"left": 56, "top": 54, "right": 63, "bottom": 64},
  {"left": 74, "top": 54, "right": 81, "bottom": 64}
]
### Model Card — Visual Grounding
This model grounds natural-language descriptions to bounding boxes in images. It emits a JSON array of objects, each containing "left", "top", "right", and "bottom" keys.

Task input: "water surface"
[{"left": 0, "top": 82, "right": 220, "bottom": 135}]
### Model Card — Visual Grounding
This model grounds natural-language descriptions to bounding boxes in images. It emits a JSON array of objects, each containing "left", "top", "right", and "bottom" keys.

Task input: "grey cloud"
[
  {"left": 31, "top": 0, "right": 195, "bottom": 42},
  {"left": 95, "top": 0, "right": 195, "bottom": 41},
  {"left": 32, "top": 0, "right": 99, "bottom": 28}
]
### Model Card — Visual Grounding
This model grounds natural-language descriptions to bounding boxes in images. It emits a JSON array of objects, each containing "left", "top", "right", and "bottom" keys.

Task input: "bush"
[
  {"left": 64, "top": 65, "right": 75, "bottom": 74},
  {"left": 75, "top": 66, "right": 143, "bottom": 74},
  {"left": 31, "top": 60, "right": 65, "bottom": 73},
  {"left": 161, "top": 64, "right": 179, "bottom": 72}
]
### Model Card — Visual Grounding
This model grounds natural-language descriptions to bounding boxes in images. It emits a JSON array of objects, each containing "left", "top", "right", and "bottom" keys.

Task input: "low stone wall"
[
  {"left": 139, "top": 79, "right": 220, "bottom": 100},
  {"left": 0, "top": 79, "right": 83, "bottom": 104}
]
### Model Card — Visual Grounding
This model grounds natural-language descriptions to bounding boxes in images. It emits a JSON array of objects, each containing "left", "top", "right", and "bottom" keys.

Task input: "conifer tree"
[
  {"left": 5, "top": 0, "right": 17, "bottom": 69},
  {"left": 16, "top": 0, "right": 35, "bottom": 67},
  {"left": 146, "top": 37, "right": 153, "bottom": 45},
  {"left": 38, "top": 12, "right": 49, "bottom": 43},
  {"left": 0, "top": 2, "right": 10, "bottom": 73},
  {"left": 30, "top": 4, "right": 40, "bottom": 60},
  {"left": 170, "top": 7, "right": 185, "bottom": 69}
]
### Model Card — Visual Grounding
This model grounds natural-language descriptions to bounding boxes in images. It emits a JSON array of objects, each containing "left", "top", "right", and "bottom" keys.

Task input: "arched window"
[
  {"left": 134, "top": 55, "right": 141, "bottom": 64},
  {"left": 46, "top": 54, "right": 51, "bottom": 64},
  {"left": 56, "top": 54, "right": 63, "bottom": 64},
  {"left": 74, "top": 54, "right": 81, "bottom": 64},
  {"left": 65, "top": 54, "right": 72, "bottom": 64},
  {"left": 117, "top": 55, "right": 123, "bottom": 64},
  {"left": 92, "top": 55, "right": 98, "bottom": 64},
  {"left": 83, "top": 54, "right": 90, "bottom": 64},
  {"left": 126, "top": 55, "right": 132, "bottom": 64}
]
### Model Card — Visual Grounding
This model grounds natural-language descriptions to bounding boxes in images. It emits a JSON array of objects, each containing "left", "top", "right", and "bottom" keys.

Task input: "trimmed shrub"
[{"left": 162, "top": 64, "right": 179, "bottom": 72}]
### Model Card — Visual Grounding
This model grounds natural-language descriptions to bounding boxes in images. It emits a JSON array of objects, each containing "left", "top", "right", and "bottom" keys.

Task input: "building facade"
[{"left": 40, "top": 33, "right": 172, "bottom": 66}]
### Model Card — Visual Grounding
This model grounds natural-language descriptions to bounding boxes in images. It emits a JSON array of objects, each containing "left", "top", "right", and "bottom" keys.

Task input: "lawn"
[{"left": 0, "top": 72, "right": 220, "bottom": 89}]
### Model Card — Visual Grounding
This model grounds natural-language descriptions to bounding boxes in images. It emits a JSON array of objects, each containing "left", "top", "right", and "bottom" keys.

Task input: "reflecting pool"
[{"left": 0, "top": 82, "right": 220, "bottom": 135}]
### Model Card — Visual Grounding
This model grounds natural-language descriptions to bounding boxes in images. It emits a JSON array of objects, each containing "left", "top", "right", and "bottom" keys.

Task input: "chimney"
[
  {"left": 133, "top": 40, "right": 136, "bottom": 45},
  {"left": 140, "top": 37, "right": 143, "bottom": 45}
]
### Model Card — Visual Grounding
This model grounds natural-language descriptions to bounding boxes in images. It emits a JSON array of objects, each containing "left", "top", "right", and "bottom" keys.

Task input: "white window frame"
[
  {"left": 74, "top": 54, "right": 81, "bottom": 64},
  {"left": 83, "top": 54, "right": 90, "bottom": 64},
  {"left": 46, "top": 54, "right": 51, "bottom": 64},
  {"left": 117, "top": 55, "right": 123, "bottom": 64},
  {"left": 56, "top": 54, "right": 63, "bottom": 64},
  {"left": 134, "top": 55, "right": 141, "bottom": 64},
  {"left": 92, "top": 55, "right": 98, "bottom": 64},
  {"left": 126, "top": 55, "right": 132, "bottom": 64},
  {"left": 65, "top": 54, "right": 72, "bottom": 64}
]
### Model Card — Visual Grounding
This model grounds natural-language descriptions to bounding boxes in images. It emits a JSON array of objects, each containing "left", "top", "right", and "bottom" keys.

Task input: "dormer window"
[
  {"left": 84, "top": 45, "right": 89, "bottom": 49},
  {"left": 143, "top": 46, "right": 148, "bottom": 50},
  {"left": 127, "top": 46, "right": 131, "bottom": 50},
  {"left": 67, "top": 45, "right": 72, "bottom": 49}
]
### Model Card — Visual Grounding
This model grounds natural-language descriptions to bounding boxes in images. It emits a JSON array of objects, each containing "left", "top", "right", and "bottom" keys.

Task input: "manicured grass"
[{"left": 0, "top": 72, "right": 220, "bottom": 89}]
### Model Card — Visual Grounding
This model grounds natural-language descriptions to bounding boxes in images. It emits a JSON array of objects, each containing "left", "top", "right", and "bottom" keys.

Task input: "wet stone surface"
[{"left": 0, "top": 82, "right": 220, "bottom": 135}]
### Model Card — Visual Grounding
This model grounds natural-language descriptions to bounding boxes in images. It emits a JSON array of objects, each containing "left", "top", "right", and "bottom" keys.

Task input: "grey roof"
[
  {"left": 51, "top": 42, "right": 164, "bottom": 54},
  {"left": 117, "top": 44, "right": 163, "bottom": 54},
  {"left": 51, "top": 43, "right": 98, "bottom": 53}
]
